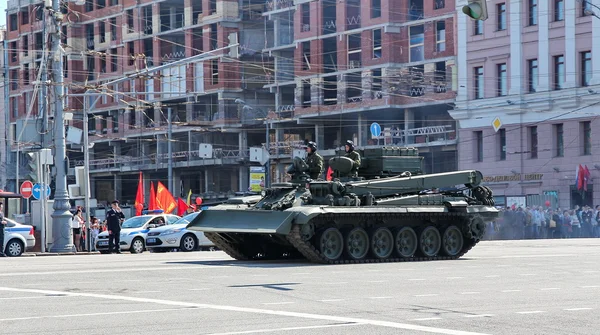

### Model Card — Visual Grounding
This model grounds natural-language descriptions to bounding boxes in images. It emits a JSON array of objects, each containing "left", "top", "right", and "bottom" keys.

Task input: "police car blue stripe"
[{"left": 5, "top": 227, "right": 31, "bottom": 233}]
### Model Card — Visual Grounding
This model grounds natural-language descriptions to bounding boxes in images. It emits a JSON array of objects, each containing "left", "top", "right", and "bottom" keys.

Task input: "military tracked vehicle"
[{"left": 187, "top": 147, "right": 499, "bottom": 264}]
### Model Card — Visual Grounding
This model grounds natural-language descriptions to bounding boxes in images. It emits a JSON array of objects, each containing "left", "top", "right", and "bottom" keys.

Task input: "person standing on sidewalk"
[
  {"left": 106, "top": 200, "right": 125, "bottom": 254},
  {"left": 0, "top": 203, "right": 7, "bottom": 257}
]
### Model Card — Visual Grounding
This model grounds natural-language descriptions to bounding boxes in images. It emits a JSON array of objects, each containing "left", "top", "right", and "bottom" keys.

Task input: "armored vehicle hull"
[{"left": 187, "top": 148, "right": 499, "bottom": 264}]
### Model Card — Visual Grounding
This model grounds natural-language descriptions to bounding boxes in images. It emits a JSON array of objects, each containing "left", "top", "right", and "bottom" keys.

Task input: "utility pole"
[
  {"left": 83, "top": 98, "right": 91, "bottom": 251},
  {"left": 49, "top": 0, "right": 74, "bottom": 252},
  {"left": 167, "top": 107, "right": 173, "bottom": 194}
]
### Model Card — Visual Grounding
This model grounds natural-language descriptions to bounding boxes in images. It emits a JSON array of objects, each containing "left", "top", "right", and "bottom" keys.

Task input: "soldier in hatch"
[
  {"left": 344, "top": 140, "right": 361, "bottom": 177},
  {"left": 305, "top": 141, "right": 324, "bottom": 180}
]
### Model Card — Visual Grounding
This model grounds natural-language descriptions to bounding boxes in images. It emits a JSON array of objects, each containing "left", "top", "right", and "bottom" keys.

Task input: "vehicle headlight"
[
  {"left": 162, "top": 228, "right": 184, "bottom": 235},
  {"left": 261, "top": 190, "right": 266, "bottom": 197}
]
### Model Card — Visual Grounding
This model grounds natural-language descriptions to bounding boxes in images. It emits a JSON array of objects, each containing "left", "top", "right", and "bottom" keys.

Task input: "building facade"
[
  {"left": 5, "top": 0, "right": 462, "bottom": 209},
  {"left": 452, "top": 0, "right": 600, "bottom": 208}
]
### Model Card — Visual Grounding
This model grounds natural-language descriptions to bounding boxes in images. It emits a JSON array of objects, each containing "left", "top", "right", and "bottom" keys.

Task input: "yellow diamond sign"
[{"left": 492, "top": 117, "right": 502, "bottom": 132}]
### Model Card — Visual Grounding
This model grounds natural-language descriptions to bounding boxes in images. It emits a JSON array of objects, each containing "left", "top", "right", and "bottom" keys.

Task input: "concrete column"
[
  {"left": 455, "top": 1, "right": 468, "bottom": 101},
  {"left": 153, "top": 106, "right": 162, "bottom": 127},
  {"left": 315, "top": 124, "right": 325, "bottom": 149},
  {"left": 311, "top": 77, "right": 324, "bottom": 105},
  {"left": 591, "top": 0, "right": 600, "bottom": 85},
  {"left": 337, "top": 74, "right": 346, "bottom": 103},
  {"left": 564, "top": 0, "right": 576, "bottom": 88},
  {"left": 186, "top": 103, "right": 194, "bottom": 122},
  {"left": 113, "top": 174, "right": 122, "bottom": 202},
  {"left": 123, "top": 110, "right": 132, "bottom": 130},
  {"left": 294, "top": 79, "right": 303, "bottom": 108},
  {"left": 537, "top": 0, "right": 550, "bottom": 91},
  {"left": 357, "top": 114, "right": 364, "bottom": 147},
  {"left": 362, "top": 69, "right": 373, "bottom": 101},
  {"left": 508, "top": 0, "right": 523, "bottom": 95},
  {"left": 404, "top": 108, "right": 414, "bottom": 145}
]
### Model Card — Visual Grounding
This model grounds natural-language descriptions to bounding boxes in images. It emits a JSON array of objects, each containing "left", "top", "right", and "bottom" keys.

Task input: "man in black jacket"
[
  {"left": 0, "top": 203, "right": 6, "bottom": 257},
  {"left": 106, "top": 200, "right": 125, "bottom": 254}
]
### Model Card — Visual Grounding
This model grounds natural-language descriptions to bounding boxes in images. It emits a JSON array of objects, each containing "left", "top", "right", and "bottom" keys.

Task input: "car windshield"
[
  {"left": 121, "top": 216, "right": 151, "bottom": 229},
  {"left": 173, "top": 212, "right": 199, "bottom": 225}
]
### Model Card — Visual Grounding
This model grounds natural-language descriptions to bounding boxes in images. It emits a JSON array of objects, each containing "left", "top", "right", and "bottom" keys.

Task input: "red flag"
[
  {"left": 156, "top": 181, "right": 177, "bottom": 214},
  {"left": 577, "top": 165, "right": 585, "bottom": 191},
  {"left": 326, "top": 166, "right": 333, "bottom": 181},
  {"left": 149, "top": 182, "right": 158, "bottom": 210},
  {"left": 177, "top": 197, "right": 188, "bottom": 216},
  {"left": 134, "top": 172, "right": 144, "bottom": 216},
  {"left": 584, "top": 165, "right": 591, "bottom": 191}
]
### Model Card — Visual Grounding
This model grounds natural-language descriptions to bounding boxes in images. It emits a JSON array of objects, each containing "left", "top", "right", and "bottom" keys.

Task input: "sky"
[{"left": 0, "top": 1, "right": 5, "bottom": 26}]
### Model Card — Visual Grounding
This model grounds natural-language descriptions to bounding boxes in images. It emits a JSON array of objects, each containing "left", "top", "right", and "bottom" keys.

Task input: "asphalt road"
[{"left": 1, "top": 239, "right": 599, "bottom": 335}]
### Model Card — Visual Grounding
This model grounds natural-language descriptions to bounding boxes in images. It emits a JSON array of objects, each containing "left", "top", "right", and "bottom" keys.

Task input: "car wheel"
[
  {"left": 130, "top": 238, "right": 144, "bottom": 254},
  {"left": 180, "top": 234, "right": 197, "bottom": 252},
  {"left": 6, "top": 239, "right": 24, "bottom": 257}
]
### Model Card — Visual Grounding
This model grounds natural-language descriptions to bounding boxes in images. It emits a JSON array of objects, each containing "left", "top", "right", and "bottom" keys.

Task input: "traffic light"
[{"left": 462, "top": 0, "right": 489, "bottom": 21}]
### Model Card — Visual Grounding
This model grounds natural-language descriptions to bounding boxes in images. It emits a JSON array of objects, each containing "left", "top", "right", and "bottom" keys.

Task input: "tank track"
[
  {"left": 204, "top": 232, "right": 250, "bottom": 260},
  {"left": 285, "top": 212, "right": 479, "bottom": 264}
]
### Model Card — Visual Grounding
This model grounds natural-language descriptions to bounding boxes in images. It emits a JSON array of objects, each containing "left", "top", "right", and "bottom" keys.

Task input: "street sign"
[
  {"left": 260, "top": 148, "right": 270, "bottom": 166},
  {"left": 370, "top": 122, "right": 382, "bottom": 137},
  {"left": 492, "top": 117, "right": 502, "bottom": 132},
  {"left": 20, "top": 181, "right": 33, "bottom": 199},
  {"left": 32, "top": 183, "right": 51, "bottom": 200}
]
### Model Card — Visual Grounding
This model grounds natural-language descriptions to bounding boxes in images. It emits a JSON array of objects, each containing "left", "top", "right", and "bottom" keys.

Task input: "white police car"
[
  {"left": 96, "top": 212, "right": 180, "bottom": 254},
  {"left": 3, "top": 218, "right": 36, "bottom": 257},
  {"left": 145, "top": 212, "right": 215, "bottom": 252}
]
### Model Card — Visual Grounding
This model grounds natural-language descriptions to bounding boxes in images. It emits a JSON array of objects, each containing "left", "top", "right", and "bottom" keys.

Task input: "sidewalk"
[{"left": 22, "top": 251, "right": 102, "bottom": 257}]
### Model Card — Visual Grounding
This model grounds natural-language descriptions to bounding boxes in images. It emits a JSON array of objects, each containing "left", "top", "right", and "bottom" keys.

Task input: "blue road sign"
[
  {"left": 370, "top": 122, "right": 382, "bottom": 137},
  {"left": 32, "top": 183, "right": 51, "bottom": 200}
]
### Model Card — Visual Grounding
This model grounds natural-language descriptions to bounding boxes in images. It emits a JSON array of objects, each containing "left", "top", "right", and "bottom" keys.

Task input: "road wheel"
[
  {"left": 6, "top": 239, "right": 23, "bottom": 257},
  {"left": 419, "top": 226, "right": 441, "bottom": 257},
  {"left": 180, "top": 234, "right": 197, "bottom": 252},
  {"left": 345, "top": 227, "right": 369, "bottom": 260},
  {"left": 130, "top": 238, "right": 144, "bottom": 254}
]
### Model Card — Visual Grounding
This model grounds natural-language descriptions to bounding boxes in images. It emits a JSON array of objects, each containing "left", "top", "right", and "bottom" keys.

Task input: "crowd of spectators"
[{"left": 484, "top": 204, "right": 600, "bottom": 240}]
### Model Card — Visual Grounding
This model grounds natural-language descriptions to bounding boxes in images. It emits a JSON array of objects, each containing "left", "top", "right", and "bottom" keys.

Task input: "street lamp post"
[{"left": 235, "top": 99, "right": 270, "bottom": 188}]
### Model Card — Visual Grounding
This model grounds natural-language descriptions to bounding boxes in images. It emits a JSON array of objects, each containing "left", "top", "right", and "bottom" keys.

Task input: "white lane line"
[
  {"left": 460, "top": 292, "right": 480, "bottom": 295},
  {"left": 261, "top": 302, "right": 295, "bottom": 305},
  {"left": 366, "top": 280, "right": 388, "bottom": 283},
  {"left": 0, "top": 286, "right": 491, "bottom": 335},
  {"left": 398, "top": 268, "right": 416, "bottom": 271},
  {"left": 540, "top": 288, "right": 560, "bottom": 291},
  {"left": 291, "top": 273, "right": 311, "bottom": 275},
  {"left": 132, "top": 291, "right": 162, "bottom": 294},
  {"left": 0, "top": 307, "right": 190, "bottom": 322},
  {"left": 447, "top": 277, "right": 464, "bottom": 280},
  {"left": 369, "top": 296, "right": 393, "bottom": 299},
  {"left": 501, "top": 290, "right": 521, "bottom": 293},
  {"left": 323, "top": 282, "right": 348, "bottom": 285},
  {"left": 518, "top": 274, "right": 536, "bottom": 276},
  {"left": 0, "top": 296, "right": 69, "bottom": 301},
  {"left": 484, "top": 275, "right": 499, "bottom": 278},
  {"left": 580, "top": 285, "right": 599, "bottom": 288},
  {"left": 463, "top": 314, "right": 494, "bottom": 318},
  {"left": 251, "top": 274, "right": 269, "bottom": 277},
  {"left": 582, "top": 270, "right": 599, "bottom": 273},
  {"left": 203, "top": 323, "right": 366, "bottom": 335},
  {"left": 411, "top": 318, "right": 443, "bottom": 321},
  {"left": 367, "top": 270, "right": 382, "bottom": 272},
  {"left": 476, "top": 254, "right": 576, "bottom": 259},
  {"left": 414, "top": 294, "right": 439, "bottom": 297},
  {"left": 564, "top": 308, "right": 593, "bottom": 311},
  {"left": 408, "top": 279, "right": 426, "bottom": 281},
  {"left": 516, "top": 311, "right": 545, "bottom": 314},
  {"left": 0, "top": 266, "right": 215, "bottom": 277},
  {"left": 318, "top": 299, "right": 346, "bottom": 302},
  {"left": 188, "top": 288, "right": 210, "bottom": 291}
]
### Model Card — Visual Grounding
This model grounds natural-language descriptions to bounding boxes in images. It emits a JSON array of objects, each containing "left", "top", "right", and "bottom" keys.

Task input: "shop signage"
[{"left": 483, "top": 174, "right": 543, "bottom": 183}]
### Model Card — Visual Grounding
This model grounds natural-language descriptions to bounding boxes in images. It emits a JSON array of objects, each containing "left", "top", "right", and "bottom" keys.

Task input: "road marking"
[
  {"left": 366, "top": 280, "right": 388, "bottom": 283},
  {"left": 408, "top": 279, "right": 426, "bottom": 281},
  {"left": 0, "top": 295, "right": 69, "bottom": 301},
  {"left": 319, "top": 299, "right": 346, "bottom": 302},
  {"left": 580, "top": 285, "right": 599, "bottom": 288},
  {"left": 291, "top": 273, "right": 311, "bottom": 275},
  {"left": 0, "top": 266, "right": 215, "bottom": 277},
  {"left": 251, "top": 274, "right": 269, "bottom": 277},
  {"left": 564, "top": 308, "right": 593, "bottom": 311},
  {"left": 501, "top": 290, "right": 521, "bottom": 293},
  {"left": 203, "top": 323, "right": 366, "bottom": 335},
  {"left": 516, "top": 311, "right": 545, "bottom": 314},
  {"left": 484, "top": 275, "right": 499, "bottom": 278},
  {"left": 582, "top": 270, "right": 599, "bottom": 273},
  {"left": 188, "top": 288, "right": 210, "bottom": 291},
  {"left": 414, "top": 294, "right": 439, "bottom": 297},
  {"left": 261, "top": 302, "right": 295, "bottom": 305},
  {"left": 367, "top": 270, "right": 382, "bottom": 272},
  {"left": 463, "top": 314, "right": 494, "bottom": 318},
  {"left": 132, "top": 291, "right": 161, "bottom": 294},
  {"left": 476, "top": 254, "right": 576, "bottom": 259},
  {"left": 540, "top": 288, "right": 560, "bottom": 291},
  {"left": 411, "top": 318, "right": 443, "bottom": 321},
  {"left": 518, "top": 274, "right": 536, "bottom": 276},
  {"left": 0, "top": 286, "right": 491, "bottom": 335},
  {"left": 0, "top": 307, "right": 190, "bottom": 322},
  {"left": 323, "top": 282, "right": 348, "bottom": 285},
  {"left": 460, "top": 292, "right": 480, "bottom": 295},
  {"left": 369, "top": 296, "right": 393, "bottom": 299},
  {"left": 447, "top": 277, "right": 464, "bottom": 280}
]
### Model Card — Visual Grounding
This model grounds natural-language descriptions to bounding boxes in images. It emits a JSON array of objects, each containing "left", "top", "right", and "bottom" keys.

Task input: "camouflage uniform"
[
  {"left": 306, "top": 152, "right": 324, "bottom": 180},
  {"left": 345, "top": 150, "right": 361, "bottom": 177}
]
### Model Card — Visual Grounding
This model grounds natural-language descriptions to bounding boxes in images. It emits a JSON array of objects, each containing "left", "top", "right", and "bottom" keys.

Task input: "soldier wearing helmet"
[
  {"left": 305, "top": 141, "right": 324, "bottom": 180},
  {"left": 344, "top": 140, "right": 361, "bottom": 177}
]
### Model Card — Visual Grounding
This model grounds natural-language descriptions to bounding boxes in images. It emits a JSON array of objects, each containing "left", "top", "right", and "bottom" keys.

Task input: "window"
[
  {"left": 474, "top": 20, "right": 483, "bottom": 35},
  {"left": 497, "top": 63, "right": 507, "bottom": 96},
  {"left": 497, "top": 3, "right": 506, "bottom": 30},
  {"left": 529, "top": 126, "right": 538, "bottom": 159},
  {"left": 555, "top": 123, "right": 564, "bottom": 157},
  {"left": 529, "top": 0, "right": 537, "bottom": 25},
  {"left": 582, "top": 121, "right": 591, "bottom": 155},
  {"left": 498, "top": 128, "right": 506, "bottom": 160},
  {"left": 302, "top": 41, "right": 311, "bottom": 70},
  {"left": 347, "top": 34, "right": 361, "bottom": 68},
  {"left": 372, "top": 29, "right": 382, "bottom": 58},
  {"left": 581, "top": 51, "right": 592, "bottom": 87},
  {"left": 211, "top": 59, "right": 219, "bottom": 84},
  {"left": 474, "top": 66, "right": 484, "bottom": 99},
  {"left": 528, "top": 59, "right": 538, "bottom": 93},
  {"left": 23, "top": 64, "right": 29, "bottom": 85},
  {"left": 435, "top": 0, "right": 445, "bottom": 9},
  {"left": 110, "top": 48, "right": 118, "bottom": 72},
  {"left": 23, "top": 35, "right": 29, "bottom": 57},
  {"left": 9, "top": 14, "right": 18, "bottom": 31},
  {"left": 554, "top": 0, "right": 564, "bottom": 21},
  {"left": 554, "top": 55, "right": 564, "bottom": 90},
  {"left": 302, "top": 3, "right": 310, "bottom": 29},
  {"left": 475, "top": 131, "right": 483, "bottom": 162},
  {"left": 110, "top": 17, "right": 117, "bottom": 41},
  {"left": 436, "top": 21, "right": 445, "bottom": 52},
  {"left": 409, "top": 25, "right": 424, "bottom": 62},
  {"left": 371, "top": 0, "right": 381, "bottom": 18}
]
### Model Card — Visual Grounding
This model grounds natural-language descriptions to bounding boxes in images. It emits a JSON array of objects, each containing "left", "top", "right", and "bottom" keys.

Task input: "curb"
[{"left": 23, "top": 252, "right": 102, "bottom": 257}]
